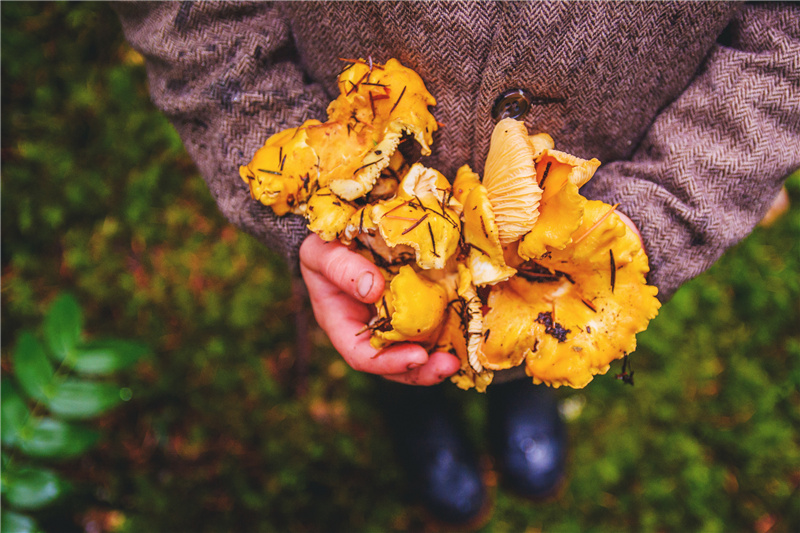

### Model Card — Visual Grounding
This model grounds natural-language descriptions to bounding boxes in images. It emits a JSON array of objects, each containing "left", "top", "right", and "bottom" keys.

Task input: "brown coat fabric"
[{"left": 115, "top": 1, "right": 800, "bottom": 301}]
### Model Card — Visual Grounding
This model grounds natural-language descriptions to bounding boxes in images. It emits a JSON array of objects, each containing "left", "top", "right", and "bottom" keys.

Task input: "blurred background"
[{"left": 2, "top": 3, "right": 798, "bottom": 532}]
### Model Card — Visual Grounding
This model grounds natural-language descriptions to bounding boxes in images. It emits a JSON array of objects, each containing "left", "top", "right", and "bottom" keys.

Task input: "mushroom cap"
[
  {"left": 395, "top": 162, "right": 455, "bottom": 206},
  {"left": 347, "top": 208, "right": 419, "bottom": 268},
  {"left": 440, "top": 304, "right": 495, "bottom": 393},
  {"left": 329, "top": 58, "right": 437, "bottom": 148},
  {"left": 370, "top": 264, "right": 448, "bottom": 349},
  {"left": 528, "top": 132, "right": 555, "bottom": 158},
  {"left": 305, "top": 188, "right": 358, "bottom": 242},
  {"left": 478, "top": 282, "right": 538, "bottom": 371},
  {"left": 454, "top": 165, "right": 517, "bottom": 286},
  {"left": 518, "top": 179, "right": 586, "bottom": 260},
  {"left": 449, "top": 199, "right": 659, "bottom": 388},
  {"left": 325, "top": 58, "right": 439, "bottom": 200},
  {"left": 536, "top": 149, "right": 601, "bottom": 201},
  {"left": 455, "top": 264, "right": 486, "bottom": 374},
  {"left": 305, "top": 120, "right": 388, "bottom": 200},
  {"left": 239, "top": 121, "right": 322, "bottom": 215},
  {"left": 482, "top": 118, "right": 543, "bottom": 244},
  {"left": 516, "top": 200, "right": 660, "bottom": 388},
  {"left": 367, "top": 149, "right": 406, "bottom": 202},
  {"left": 517, "top": 144, "right": 599, "bottom": 260},
  {"left": 452, "top": 163, "right": 482, "bottom": 203},
  {"left": 371, "top": 164, "right": 461, "bottom": 270},
  {"left": 241, "top": 58, "right": 439, "bottom": 207},
  {"left": 342, "top": 206, "right": 376, "bottom": 244}
]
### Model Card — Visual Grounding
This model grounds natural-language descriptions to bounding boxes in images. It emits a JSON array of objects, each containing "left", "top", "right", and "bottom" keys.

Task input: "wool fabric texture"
[{"left": 115, "top": 1, "right": 800, "bottom": 301}]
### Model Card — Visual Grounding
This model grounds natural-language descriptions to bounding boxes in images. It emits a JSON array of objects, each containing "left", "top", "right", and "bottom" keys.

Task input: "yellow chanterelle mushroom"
[
  {"left": 369, "top": 265, "right": 448, "bottom": 349},
  {"left": 482, "top": 118, "right": 543, "bottom": 244},
  {"left": 371, "top": 164, "right": 462, "bottom": 270},
  {"left": 452, "top": 165, "right": 516, "bottom": 286},
  {"left": 239, "top": 123, "right": 321, "bottom": 216},
  {"left": 305, "top": 187, "right": 357, "bottom": 242},
  {"left": 517, "top": 147, "right": 600, "bottom": 260},
  {"left": 436, "top": 264, "right": 495, "bottom": 392},
  {"left": 517, "top": 201, "right": 660, "bottom": 387},
  {"left": 240, "top": 57, "right": 438, "bottom": 216},
  {"left": 241, "top": 59, "right": 661, "bottom": 393}
]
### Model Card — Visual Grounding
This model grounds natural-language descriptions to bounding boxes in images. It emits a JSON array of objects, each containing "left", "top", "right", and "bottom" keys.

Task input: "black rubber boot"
[
  {"left": 488, "top": 380, "right": 567, "bottom": 499},
  {"left": 379, "top": 381, "right": 489, "bottom": 526}
]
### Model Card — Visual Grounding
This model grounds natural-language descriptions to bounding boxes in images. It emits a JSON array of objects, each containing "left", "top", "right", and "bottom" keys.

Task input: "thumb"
[{"left": 299, "top": 234, "right": 385, "bottom": 303}]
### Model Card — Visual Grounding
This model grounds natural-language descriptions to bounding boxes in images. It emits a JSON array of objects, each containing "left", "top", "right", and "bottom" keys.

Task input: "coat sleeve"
[
  {"left": 114, "top": 1, "right": 328, "bottom": 268},
  {"left": 582, "top": 3, "right": 800, "bottom": 301}
]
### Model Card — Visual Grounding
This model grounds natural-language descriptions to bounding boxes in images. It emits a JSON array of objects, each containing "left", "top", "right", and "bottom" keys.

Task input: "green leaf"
[
  {"left": 1, "top": 379, "right": 30, "bottom": 447},
  {"left": 70, "top": 339, "right": 148, "bottom": 375},
  {"left": 7, "top": 405, "right": 100, "bottom": 458},
  {"left": 1, "top": 511, "right": 42, "bottom": 533},
  {"left": 18, "top": 418, "right": 100, "bottom": 459},
  {"left": 43, "top": 293, "right": 84, "bottom": 361},
  {"left": 45, "top": 379, "right": 122, "bottom": 419},
  {"left": 12, "top": 332, "right": 55, "bottom": 402},
  {"left": 2, "top": 466, "right": 65, "bottom": 510}
]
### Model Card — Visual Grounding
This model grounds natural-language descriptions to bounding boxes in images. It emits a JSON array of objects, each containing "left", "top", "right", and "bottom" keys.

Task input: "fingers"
[
  {"left": 383, "top": 351, "right": 462, "bottom": 386},
  {"left": 301, "top": 257, "right": 429, "bottom": 375},
  {"left": 299, "top": 233, "right": 461, "bottom": 386},
  {"left": 300, "top": 234, "right": 384, "bottom": 304}
]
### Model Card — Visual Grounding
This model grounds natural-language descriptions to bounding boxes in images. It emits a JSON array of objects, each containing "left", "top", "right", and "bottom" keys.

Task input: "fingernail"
[{"left": 356, "top": 271, "right": 374, "bottom": 299}]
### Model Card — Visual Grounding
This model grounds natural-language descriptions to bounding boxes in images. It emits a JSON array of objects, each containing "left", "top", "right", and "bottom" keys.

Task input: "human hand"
[{"left": 299, "top": 234, "right": 461, "bottom": 386}]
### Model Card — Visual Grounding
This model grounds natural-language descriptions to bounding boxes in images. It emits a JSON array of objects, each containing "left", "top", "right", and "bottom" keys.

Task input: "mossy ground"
[{"left": 2, "top": 3, "right": 798, "bottom": 532}]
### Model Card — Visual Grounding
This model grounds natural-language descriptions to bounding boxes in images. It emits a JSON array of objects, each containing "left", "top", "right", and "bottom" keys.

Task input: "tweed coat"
[{"left": 115, "top": 1, "right": 800, "bottom": 301}]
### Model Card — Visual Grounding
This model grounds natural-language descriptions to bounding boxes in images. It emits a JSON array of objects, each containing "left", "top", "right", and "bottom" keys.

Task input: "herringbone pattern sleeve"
[
  {"left": 114, "top": 1, "right": 327, "bottom": 267},
  {"left": 583, "top": 3, "right": 800, "bottom": 299}
]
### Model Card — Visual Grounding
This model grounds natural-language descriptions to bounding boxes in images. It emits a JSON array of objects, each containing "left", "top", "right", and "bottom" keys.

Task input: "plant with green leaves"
[{"left": 2, "top": 293, "right": 148, "bottom": 533}]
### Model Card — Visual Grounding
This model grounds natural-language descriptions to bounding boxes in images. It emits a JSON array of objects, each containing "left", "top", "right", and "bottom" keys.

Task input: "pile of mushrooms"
[{"left": 241, "top": 58, "right": 661, "bottom": 392}]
